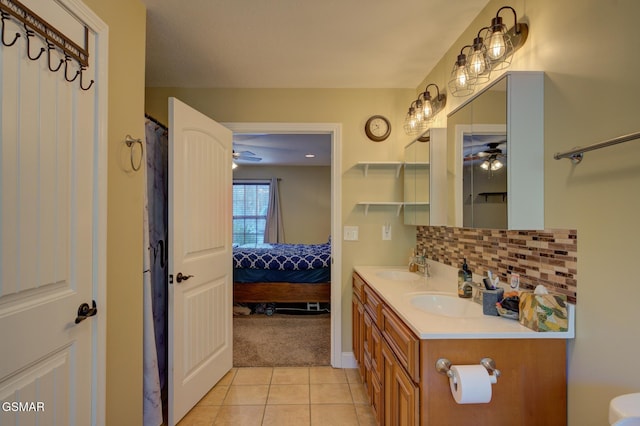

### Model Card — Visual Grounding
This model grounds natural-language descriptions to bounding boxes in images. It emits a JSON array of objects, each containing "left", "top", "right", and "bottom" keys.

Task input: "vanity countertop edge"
[{"left": 353, "top": 265, "right": 576, "bottom": 340}]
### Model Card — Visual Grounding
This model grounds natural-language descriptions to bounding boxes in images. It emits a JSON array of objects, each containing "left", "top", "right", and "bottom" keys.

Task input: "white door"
[
  {"left": 0, "top": 1, "right": 106, "bottom": 424},
  {"left": 168, "top": 98, "right": 233, "bottom": 424}
]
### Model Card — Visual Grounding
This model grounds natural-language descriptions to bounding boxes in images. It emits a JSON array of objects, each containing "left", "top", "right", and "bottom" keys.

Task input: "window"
[{"left": 232, "top": 181, "right": 270, "bottom": 245}]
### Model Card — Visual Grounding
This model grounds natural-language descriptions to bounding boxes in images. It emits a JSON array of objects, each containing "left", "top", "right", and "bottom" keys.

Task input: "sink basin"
[
  {"left": 409, "top": 292, "right": 481, "bottom": 318},
  {"left": 376, "top": 270, "right": 421, "bottom": 281}
]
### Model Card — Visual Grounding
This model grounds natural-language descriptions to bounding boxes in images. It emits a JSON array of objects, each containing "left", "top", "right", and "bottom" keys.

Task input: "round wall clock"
[{"left": 365, "top": 115, "right": 391, "bottom": 142}]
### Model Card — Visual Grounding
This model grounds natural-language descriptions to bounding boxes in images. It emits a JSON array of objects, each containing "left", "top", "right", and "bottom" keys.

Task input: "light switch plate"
[
  {"left": 343, "top": 226, "right": 359, "bottom": 241},
  {"left": 382, "top": 225, "right": 391, "bottom": 240}
]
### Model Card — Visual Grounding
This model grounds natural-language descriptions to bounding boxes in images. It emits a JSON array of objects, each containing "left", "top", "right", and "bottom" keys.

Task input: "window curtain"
[{"left": 263, "top": 177, "right": 285, "bottom": 243}]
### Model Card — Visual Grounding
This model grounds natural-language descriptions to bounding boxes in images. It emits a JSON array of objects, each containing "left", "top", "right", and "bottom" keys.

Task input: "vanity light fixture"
[
  {"left": 403, "top": 83, "right": 446, "bottom": 136},
  {"left": 450, "top": 5, "right": 529, "bottom": 97}
]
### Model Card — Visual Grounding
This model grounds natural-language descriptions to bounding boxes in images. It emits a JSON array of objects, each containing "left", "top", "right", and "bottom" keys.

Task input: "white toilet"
[{"left": 610, "top": 393, "right": 640, "bottom": 425}]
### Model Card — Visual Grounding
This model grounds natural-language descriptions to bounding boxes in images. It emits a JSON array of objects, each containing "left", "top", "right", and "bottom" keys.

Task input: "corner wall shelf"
[
  {"left": 357, "top": 161, "right": 403, "bottom": 178},
  {"left": 357, "top": 202, "right": 404, "bottom": 216}
]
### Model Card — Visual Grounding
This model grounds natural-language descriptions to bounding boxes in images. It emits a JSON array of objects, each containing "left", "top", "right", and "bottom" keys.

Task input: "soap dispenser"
[{"left": 457, "top": 258, "right": 473, "bottom": 298}]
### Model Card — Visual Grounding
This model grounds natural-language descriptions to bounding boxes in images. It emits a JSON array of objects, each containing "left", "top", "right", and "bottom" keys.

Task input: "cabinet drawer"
[
  {"left": 382, "top": 306, "right": 420, "bottom": 383},
  {"left": 363, "top": 285, "right": 384, "bottom": 328},
  {"left": 353, "top": 272, "right": 365, "bottom": 302}
]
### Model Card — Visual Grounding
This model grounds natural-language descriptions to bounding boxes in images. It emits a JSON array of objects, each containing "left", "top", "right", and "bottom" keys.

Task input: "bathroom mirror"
[
  {"left": 404, "top": 128, "right": 447, "bottom": 226},
  {"left": 448, "top": 72, "right": 544, "bottom": 230}
]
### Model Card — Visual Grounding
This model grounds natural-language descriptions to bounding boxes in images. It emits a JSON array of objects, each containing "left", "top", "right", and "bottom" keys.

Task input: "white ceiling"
[{"left": 141, "top": 0, "right": 491, "bottom": 164}]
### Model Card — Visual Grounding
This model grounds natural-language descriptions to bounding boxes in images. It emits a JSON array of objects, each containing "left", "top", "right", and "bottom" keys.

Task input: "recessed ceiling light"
[{"left": 305, "top": 154, "right": 315, "bottom": 158}]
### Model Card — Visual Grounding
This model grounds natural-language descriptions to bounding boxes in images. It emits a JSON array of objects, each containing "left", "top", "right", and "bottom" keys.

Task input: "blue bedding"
[{"left": 233, "top": 242, "right": 331, "bottom": 271}]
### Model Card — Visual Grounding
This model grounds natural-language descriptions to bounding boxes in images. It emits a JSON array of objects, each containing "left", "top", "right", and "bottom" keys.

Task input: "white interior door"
[
  {"left": 168, "top": 97, "right": 233, "bottom": 425},
  {"left": 0, "top": 1, "right": 106, "bottom": 424}
]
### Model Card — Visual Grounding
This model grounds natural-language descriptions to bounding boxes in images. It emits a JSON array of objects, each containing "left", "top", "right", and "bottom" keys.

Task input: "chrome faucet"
[{"left": 417, "top": 257, "right": 430, "bottom": 277}]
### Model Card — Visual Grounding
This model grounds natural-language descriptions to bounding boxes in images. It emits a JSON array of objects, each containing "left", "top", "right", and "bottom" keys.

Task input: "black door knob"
[
  {"left": 176, "top": 272, "right": 194, "bottom": 283},
  {"left": 75, "top": 300, "right": 97, "bottom": 324}
]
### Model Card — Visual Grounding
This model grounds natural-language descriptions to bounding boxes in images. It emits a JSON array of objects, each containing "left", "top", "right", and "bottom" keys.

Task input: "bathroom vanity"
[{"left": 352, "top": 265, "right": 574, "bottom": 426}]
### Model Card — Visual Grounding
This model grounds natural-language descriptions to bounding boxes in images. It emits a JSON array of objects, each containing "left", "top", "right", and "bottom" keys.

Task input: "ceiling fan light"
[{"left": 480, "top": 160, "right": 490, "bottom": 170}]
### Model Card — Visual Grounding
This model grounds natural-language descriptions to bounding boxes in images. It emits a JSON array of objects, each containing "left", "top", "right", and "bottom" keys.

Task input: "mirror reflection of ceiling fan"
[{"left": 464, "top": 142, "right": 506, "bottom": 171}]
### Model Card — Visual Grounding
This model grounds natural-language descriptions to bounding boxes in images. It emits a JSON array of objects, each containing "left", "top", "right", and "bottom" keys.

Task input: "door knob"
[
  {"left": 75, "top": 300, "right": 97, "bottom": 324},
  {"left": 176, "top": 272, "right": 194, "bottom": 283}
]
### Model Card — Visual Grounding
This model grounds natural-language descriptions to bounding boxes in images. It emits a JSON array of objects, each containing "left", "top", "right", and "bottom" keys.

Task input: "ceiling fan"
[{"left": 232, "top": 149, "right": 262, "bottom": 162}]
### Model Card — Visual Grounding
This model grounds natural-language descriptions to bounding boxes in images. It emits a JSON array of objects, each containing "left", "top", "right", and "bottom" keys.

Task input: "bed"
[{"left": 233, "top": 241, "right": 331, "bottom": 303}]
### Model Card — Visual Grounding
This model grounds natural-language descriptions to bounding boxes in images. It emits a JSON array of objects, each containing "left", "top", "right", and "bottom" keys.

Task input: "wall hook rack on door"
[{"left": 0, "top": 0, "right": 94, "bottom": 91}]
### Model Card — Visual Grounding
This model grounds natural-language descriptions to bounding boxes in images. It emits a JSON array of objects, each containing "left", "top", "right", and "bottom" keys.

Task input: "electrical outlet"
[
  {"left": 510, "top": 273, "right": 520, "bottom": 290},
  {"left": 382, "top": 224, "right": 392, "bottom": 240}
]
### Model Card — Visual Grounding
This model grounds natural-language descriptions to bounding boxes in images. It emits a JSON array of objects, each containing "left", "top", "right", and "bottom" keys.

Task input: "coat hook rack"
[{"left": 0, "top": 0, "right": 93, "bottom": 91}]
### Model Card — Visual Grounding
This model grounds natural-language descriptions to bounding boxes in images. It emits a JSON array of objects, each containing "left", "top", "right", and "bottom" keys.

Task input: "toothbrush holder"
[{"left": 482, "top": 287, "right": 505, "bottom": 316}]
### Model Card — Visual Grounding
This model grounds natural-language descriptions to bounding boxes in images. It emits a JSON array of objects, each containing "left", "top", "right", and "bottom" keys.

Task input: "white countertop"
[{"left": 354, "top": 263, "right": 575, "bottom": 340}]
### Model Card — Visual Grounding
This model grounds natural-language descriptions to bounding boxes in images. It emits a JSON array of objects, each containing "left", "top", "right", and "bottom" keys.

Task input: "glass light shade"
[
  {"left": 480, "top": 160, "right": 490, "bottom": 170},
  {"left": 490, "top": 159, "right": 504, "bottom": 171}
]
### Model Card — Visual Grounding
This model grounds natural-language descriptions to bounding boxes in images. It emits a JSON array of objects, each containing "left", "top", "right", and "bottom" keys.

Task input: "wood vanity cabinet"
[{"left": 352, "top": 271, "right": 568, "bottom": 426}]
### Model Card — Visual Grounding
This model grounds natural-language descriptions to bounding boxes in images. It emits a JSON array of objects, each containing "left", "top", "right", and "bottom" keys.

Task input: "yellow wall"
[
  {"left": 233, "top": 166, "right": 332, "bottom": 244},
  {"left": 82, "top": 0, "right": 146, "bottom": 424},
  {"left": 145, "top": 88, "right": 419, "bottom": 350},
  {"left": 417, "top": 1, "right": 640, "bottom": 425}
]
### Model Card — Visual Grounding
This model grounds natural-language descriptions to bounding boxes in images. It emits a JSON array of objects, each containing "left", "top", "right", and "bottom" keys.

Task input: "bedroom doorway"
[{"left": 225, "top": 122, "right": 343, "bottom": 367}]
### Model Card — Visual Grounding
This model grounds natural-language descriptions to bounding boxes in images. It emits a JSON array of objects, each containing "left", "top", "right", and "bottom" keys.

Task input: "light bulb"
[
  {"left": 423, "top": 99, "right": 433, "bottom": 119},
  {"left": 487, "top": 30, "right": 507, "bottom": 60},
  {"left": 455, "top": 65, "right": 468, "bottom": 89},
  {"left": 469, "top": 49, "right": 486, "bottom": 77}
]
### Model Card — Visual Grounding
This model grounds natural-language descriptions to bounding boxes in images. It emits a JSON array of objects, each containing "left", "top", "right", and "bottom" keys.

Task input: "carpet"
[{"left": 233, "top": 314, "right": 331, "bottom": 367}]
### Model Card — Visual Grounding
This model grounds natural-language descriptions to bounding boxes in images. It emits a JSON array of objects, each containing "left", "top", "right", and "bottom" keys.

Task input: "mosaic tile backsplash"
[{"left": 416, "top": 226, "right": 578, "bottom": 303}]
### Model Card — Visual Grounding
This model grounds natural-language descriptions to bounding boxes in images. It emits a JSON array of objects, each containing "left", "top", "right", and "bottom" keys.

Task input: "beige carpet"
[{"left": 233, "top": 314, "right": 330, "bottom": 367}]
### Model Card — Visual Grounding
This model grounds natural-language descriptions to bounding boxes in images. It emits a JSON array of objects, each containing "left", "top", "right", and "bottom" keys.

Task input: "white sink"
[
  {"left": 376, "top": 270, "right": 421, "bottom": 281},
  {"left": 409, "top": 292, "right": 482, "bottom": 318}
]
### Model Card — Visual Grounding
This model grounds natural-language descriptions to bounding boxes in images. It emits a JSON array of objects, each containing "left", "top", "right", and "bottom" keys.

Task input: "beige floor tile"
[
  {"left": 344, "top": 368, "right": 362, "bottom": 384},
  {"left": 178, "top": 405, "right": 220, "bottom": 425},
  {"left": 310, "top": 404, "right": 359, "bottom": 426},
  {"left": 199, "top": 385, "right": 229, "bottom": 406},
  {"left": 214, "top": 405, "right": 264, "bottom": 426},
  {"left": 309, "top": 366, "right": 347, "bottom": 384},
  {"left": 349, "top": 382, "right": 369, "bottom": 405},
  {"left": 355, "top": 404, "right": 378, "bottom": 426},
  {"left": 223, "top": 385, "right": 269, "bottom": 405},
  {"left": 217, "top": 368, "right": 237, "bottom": 386},
  {"left": 262, "top": 405, "right": 311, "bottom": 426},
  {"left": 232, "top": 367, "right": 273, "bottom": 385},
  {"left": 309, "top": 383, "right": 353, "bottom": 404},
  {"left": 267, "top": 384, "right": 310, "bottom": 405},
  {"left": 271, "top": 367, "right": 309, "bottom": 385}
]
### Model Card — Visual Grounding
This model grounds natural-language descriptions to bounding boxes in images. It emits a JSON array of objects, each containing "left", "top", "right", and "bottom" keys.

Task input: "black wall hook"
[
  {"left": 46, "top": 42, "right": 63, "bottom": 72},
  {"left": 1, "top": 10, "right": 20, "bottom": 47},
  {"left": 24, "top": 25, "right": 45, "bottom": 60},
  {"left": 79, "top": 66, "right": 94, "bottom": 91},
  {"left": 64, "top": 55, "right": 80, "bottom": 82}
]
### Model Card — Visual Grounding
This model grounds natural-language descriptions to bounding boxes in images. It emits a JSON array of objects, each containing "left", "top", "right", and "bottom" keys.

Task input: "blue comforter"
[{"left": 233, "top": 242, "right": 331, "bottom": 270}]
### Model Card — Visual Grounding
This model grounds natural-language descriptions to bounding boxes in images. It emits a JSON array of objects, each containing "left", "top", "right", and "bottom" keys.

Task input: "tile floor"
[{"left": 178, "top": 366, "right": 377, "bottom": 425}]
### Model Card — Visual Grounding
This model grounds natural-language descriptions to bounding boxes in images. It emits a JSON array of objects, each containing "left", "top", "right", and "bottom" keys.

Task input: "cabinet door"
[
  {"left": 352, "top": 292, "right": 365, "bottom": 381},
  {"left": 392, "top": 363, "right": 419, "bottom": 426},
  {"left": 383, "top": 340, "right": 419, "bottom": 426}
]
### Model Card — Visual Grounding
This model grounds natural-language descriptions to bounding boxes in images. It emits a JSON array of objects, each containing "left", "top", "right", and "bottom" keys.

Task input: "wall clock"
[{"left": 365, "top": 115, "right": 391, "bottom": 142}]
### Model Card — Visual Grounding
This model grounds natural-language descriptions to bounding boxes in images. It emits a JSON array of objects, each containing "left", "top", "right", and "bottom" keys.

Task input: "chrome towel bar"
[{"left": 554, "top": 131, "right": 640, "bottom": 164}]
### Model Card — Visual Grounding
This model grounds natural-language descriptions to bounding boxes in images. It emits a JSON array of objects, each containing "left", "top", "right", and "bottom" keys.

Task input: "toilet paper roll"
[{"left": 449, "top": 365, "right": 494, "bottom": 404}]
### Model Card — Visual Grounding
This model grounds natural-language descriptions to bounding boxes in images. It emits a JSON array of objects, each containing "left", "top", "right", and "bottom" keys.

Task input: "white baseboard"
[{"left": 341, "top": 352, "right": 357, "bottom": 369}]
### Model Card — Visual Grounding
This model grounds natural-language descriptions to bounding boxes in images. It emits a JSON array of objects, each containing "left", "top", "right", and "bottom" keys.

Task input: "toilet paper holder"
[{"left": 435, "top": 357, "right": 501, "bottom": 381}]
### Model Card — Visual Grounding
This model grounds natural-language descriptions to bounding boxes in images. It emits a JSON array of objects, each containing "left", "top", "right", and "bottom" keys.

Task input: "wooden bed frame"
[{"left": 233, "top": 281, "right": 331, "bottom": 303}]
